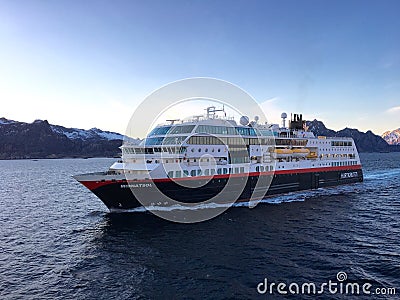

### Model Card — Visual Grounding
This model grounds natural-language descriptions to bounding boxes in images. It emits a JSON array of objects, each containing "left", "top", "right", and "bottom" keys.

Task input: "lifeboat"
[
  {"left": 306, "top": 151, "right": 318, "bottom": 159},
  {"left": 273, "top": 148, "right": 293, "bottom": 159},
  {"left": 292, "top": 148, "right": 310, "bottom": 158}
]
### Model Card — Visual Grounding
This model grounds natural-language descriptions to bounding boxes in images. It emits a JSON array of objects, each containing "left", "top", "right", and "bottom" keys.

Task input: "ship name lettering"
[
  {"left": 340, "top": 172, "right": 358, "bottom": 179},
  {"left": 120, "top": 183, "right": 152, "bottom": 189}
]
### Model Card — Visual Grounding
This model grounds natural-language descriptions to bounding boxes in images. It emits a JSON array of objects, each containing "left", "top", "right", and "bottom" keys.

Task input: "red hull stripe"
[{"left": 79, "top": 165, "right": 362, "bottom": 191}]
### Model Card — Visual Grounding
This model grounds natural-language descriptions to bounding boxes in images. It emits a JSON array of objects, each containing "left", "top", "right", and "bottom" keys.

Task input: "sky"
[{"left": 0, "top": 0, "right": 399, "bottom": 137}]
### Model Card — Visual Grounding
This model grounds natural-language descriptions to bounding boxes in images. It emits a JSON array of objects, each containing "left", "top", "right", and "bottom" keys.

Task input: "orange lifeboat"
[
  {"left": 273, "top": 148, "right": 293, "bottom": 159},
  {"left": 292, "top": 148, "right": 310, "bottom": 158}
]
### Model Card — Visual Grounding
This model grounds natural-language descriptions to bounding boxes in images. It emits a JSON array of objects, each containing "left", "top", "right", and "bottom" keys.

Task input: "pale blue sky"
[{"left": 0, "top": 0, "right": 399, "bottom": 136}]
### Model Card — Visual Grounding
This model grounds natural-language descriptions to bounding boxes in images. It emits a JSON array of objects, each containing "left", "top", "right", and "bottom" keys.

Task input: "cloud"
[{"left": 386, "top": 106, "right": 400, "bottom": 114}]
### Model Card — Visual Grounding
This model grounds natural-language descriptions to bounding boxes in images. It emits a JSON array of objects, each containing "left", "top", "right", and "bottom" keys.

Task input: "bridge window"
[
  {"left": 168, "top": 125, "right": 195, "bottom": 134},
  {"left": 149, "top": 126, "right": 171, "bottom": 136}
]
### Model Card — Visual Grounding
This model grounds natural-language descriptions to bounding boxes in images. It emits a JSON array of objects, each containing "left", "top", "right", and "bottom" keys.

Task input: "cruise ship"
[{"left": 74, "top": 107, "right": 363, "bottom": 210}]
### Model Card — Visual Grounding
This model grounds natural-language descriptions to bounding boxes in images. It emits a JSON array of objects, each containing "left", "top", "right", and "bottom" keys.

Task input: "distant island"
[{"left": 0, "top": 117, "right": 398, "bottom": 159}]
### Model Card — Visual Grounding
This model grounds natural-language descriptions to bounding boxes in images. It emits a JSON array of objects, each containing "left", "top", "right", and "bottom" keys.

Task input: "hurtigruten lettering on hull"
[{"left": 73, "top": 107, "right": 363, "bottom": 211}]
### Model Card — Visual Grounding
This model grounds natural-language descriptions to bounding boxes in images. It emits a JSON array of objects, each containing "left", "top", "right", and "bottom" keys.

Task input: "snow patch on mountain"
[
  {"left": 382, "top": 128, "right": 400, "bottom": 145},
  {"left": 0, "top": 117, "right": 17, "bottom": 125},
  {"left": 50, "top": 125, "right": 124, "bottom": 141}
]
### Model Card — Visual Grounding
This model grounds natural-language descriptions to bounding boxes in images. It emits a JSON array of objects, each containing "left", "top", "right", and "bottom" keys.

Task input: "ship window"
[
  {"left": 190, "top": 170, "right": 196, "bottom": 176},
  {"left": 218, "top": 149, "right": 221, "bottom": 152},
  {"left": 205, "top": 169, "right": 210, "bottom": 176},
  {"left": 197, "top": 169, "right": 202, "bottom": 176},
  {"left": 240, "top": 167, "right": 245, "bottom": 173},
  {"left": 249, "top": 128, "right": 257, "bottom": 136},
  {"left": 211, "top": 169, "right": 216, "bottom": 175},
  {"left": 176, "top": 170, "right": 181, "bottom": 178},
  {"left": 260, "top": 166, "right": 264, "bottom": 172},
  {"left": 235, "top": 167, "right": 239, "bottom": 174},
  {"left": 149, "top": 126, "right": 172, "bottom": 136},
  {"left": 217, "top": 168, "right": 222, "bottom": 175},
  {"left": 270, "top": 166, "right": 273, "bottom": 171},
  {"left": 227, "top": 127, "right": 236, "bottom": 135},
  {"left": 183, "top": 170, "right": 189, "bottom": 177},
  {"left": 162, "top": 136, "right": 187, "bottom": 145},
  {"left": 168, "top": 171, "right": 173, "bottom": 178},
  {"left": 168, "top": 125, "right": 195, "bottom": 134},
  {"left": 223, "top": 168, "right": 228, "bottom": 174},
  {"left": 256, "top": 166, "right": 259, "bottom": 172},
  {"left": 236, "top": 127, "right": 249, "bottom": 136}
]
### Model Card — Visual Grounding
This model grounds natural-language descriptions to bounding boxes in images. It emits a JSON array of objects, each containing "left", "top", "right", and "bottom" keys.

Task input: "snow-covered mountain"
[
  {"left": 382, "top": 128, "right": 400, "bottom": 145},
  {"left": 50, "top": 124, "right": 124, "bottom": 141},
  {"left": 0, "top": 117, "right": 139, "bottom": 159}
]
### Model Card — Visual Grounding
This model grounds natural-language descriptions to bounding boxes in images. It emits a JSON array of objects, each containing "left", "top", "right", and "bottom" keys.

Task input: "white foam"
[{"left": 364, "top": 168, "right": 400, "bottom": 180}]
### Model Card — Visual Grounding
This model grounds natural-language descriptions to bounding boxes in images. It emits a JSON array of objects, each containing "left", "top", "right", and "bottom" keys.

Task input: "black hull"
[{"left": 87, "top": 168, "right": 363, "bottom": 210}]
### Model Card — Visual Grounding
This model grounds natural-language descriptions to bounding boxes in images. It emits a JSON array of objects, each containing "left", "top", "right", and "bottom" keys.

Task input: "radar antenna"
[
  {"left": 166, "top": 119, "right": 180, "bottom": 125},
  {"left": 205, "top": 106, "right": 226, "bottom": 119}
]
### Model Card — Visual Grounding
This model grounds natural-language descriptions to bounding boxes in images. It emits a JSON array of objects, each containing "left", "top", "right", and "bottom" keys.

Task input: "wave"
[{"left": 363, "top": 168, "right": 400, "bottom": 180}]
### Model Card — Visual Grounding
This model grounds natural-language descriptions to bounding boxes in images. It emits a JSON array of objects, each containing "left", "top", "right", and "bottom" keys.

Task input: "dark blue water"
[{"left": 1, "top": 154, "right": 399, "bottom": 299}]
